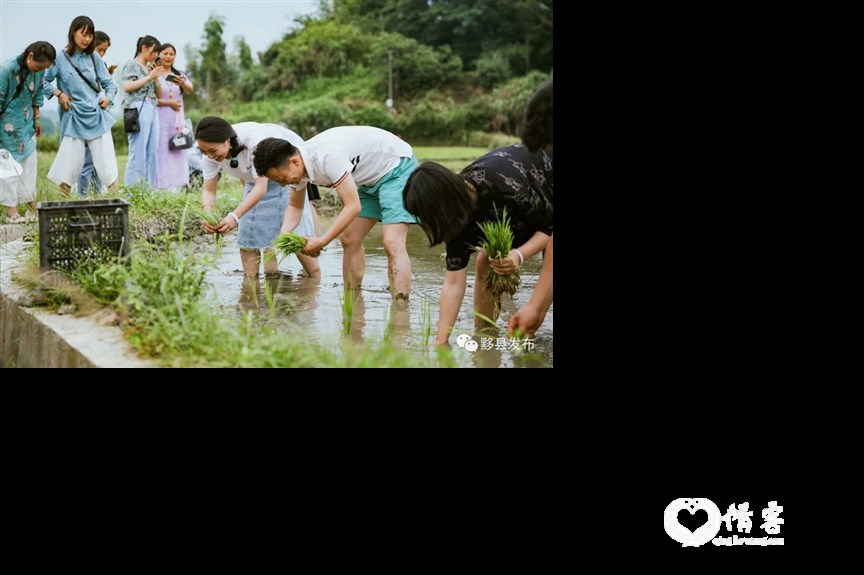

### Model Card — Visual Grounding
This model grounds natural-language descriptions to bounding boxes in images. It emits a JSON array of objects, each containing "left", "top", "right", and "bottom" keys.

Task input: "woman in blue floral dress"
[{"left": 0, "top": 41, "right": 55, "bottom": 223}]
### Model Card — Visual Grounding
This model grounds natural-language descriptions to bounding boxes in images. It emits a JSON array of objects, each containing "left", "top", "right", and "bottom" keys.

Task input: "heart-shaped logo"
[
  {"left": 678, "top": 508, "right": 708, "bottom": 533},
  {"left": 664, "top": 498, "right": 721, "bottom": 547}
]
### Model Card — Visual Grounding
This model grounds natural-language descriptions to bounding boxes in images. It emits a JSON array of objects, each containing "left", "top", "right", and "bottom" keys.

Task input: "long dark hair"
[
  {"left": 6, "top": 41, "right": 56, "bottom": 106},
  {"left": 195, "top": 116, "right": 247, "bottom": 159},
  {"left": 134, "top": 35, "right": 160, "bottom": 58},
  {"left": 403, "top": 161, "right": 475, "bottom": 246},
  {"left": 157, "top": 43, "right": 183, "bottom": 76},
  {"left": 65, "top": 16, "right": 95, "bottom": 56}
]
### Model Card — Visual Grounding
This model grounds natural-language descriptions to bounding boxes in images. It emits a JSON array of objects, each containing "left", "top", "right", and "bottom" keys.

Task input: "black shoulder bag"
[{"left": 121, "top": 61, "right": 148, "bottom": 133}]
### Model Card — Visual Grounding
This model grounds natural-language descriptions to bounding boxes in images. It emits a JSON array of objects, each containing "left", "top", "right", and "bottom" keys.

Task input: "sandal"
[{"left": 6, "top": 214, "right": 25, "bottom": 224}]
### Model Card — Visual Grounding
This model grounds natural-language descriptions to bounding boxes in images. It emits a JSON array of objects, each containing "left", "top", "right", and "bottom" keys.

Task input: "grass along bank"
[{"left": 13, "top": 184, "right": 454, "bottom": 367}]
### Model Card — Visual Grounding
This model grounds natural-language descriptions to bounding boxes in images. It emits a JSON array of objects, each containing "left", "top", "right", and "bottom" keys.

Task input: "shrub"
[
  {"left": 481, "top": 71, "right": 551, "bottom": 136},
  {"left": 370, "top": 33, "right": 463, "bottom": 99},
  {"left": 281, "top": 97, "right": 349, "bottom": 137},
  {"left": 399, "top": 98, "right": 463, "bottom": 144},
  {"left": 463, "top": 130, "right": 521, "bottom": 149},
  {"left": 474, "top": 50, "right": 513, "bottom": 88},
  {"left": 348, "top": 103, "right": 400, "bottom": 134}
]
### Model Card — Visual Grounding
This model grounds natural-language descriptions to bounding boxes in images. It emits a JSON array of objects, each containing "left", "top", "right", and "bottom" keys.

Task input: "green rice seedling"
[
  {"left": 271, "top": 232, "right": 307, "bottom": 262},
  {"left": 337, "top": 287, "right": 357, "bottom": 335},
  {"left": 477, "top": 207, "right": 520, "bottom": 302},
  {"left": 244, "top": 275, "right": 259, "bottom": 304},
  {"left": 510, "top": 327, "right": 527, "bottom": 340},
  {"left": 263, "top": 277, "right": 277, "bottom": 318},
  {"left": 382, "top": 305, "right": 393, "bottom": 341},
  {"left": 198, "top": 208, "right": 226, "bottom": 257},
  {"left": 473, "top": 310, "right": 499, "bottom": 333},
  {"left": 420, "top": 294, "right": 433, "bottom": 347},
  {"left": 199, "top": 210, "right": 221, "bottom": 228}
]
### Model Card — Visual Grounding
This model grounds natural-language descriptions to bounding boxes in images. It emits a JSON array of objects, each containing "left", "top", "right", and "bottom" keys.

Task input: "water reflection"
[{"left": 205, "top": 219, "right": 553, "bottom": 367}]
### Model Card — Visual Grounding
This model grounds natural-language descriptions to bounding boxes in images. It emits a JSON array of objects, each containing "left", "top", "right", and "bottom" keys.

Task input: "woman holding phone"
[
  {"left": 154, "top": 43, "right": 193, "bottom": 190},
  {"left": 119, "top": 35, "right": 161, "bottom": 187}
]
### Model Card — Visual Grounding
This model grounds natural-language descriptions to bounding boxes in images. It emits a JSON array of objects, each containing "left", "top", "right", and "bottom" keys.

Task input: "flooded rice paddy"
[{"left": 203, "top": 217, "right": 553, "bottom": 368}]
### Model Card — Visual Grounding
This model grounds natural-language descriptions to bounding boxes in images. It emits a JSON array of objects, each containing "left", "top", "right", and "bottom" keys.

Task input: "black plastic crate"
[{"left": 37, "top": 199, "right": 130, "bottom": 271}]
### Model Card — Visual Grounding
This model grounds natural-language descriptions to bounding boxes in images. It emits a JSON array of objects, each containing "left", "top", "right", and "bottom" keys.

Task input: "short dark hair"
[
  {"left": 402, "top": 161, "right": 474, "bottom": 247},
  {"left": 94, "top": 31, "right": 110, "bottom": 46},
  {"left": 521, "top": 79, "right": 552, "bottom": 152},
  {"left": 253, "top": 138, "right": 298, "bottom": 176}
]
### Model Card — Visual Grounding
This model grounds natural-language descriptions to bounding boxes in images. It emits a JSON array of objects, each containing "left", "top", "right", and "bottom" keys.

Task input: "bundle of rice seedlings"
[
  {"left": 477, "top": 207, "right": 520, "bottom": 300},
  {"left": 199, "top": 210, "right": 225, "bottom": 256},
  {"left": 199, "top": 210, "right": 221, "bottom": 229},
  {"left": 272, "top": 232, "right": 308, "bottom": 260}
]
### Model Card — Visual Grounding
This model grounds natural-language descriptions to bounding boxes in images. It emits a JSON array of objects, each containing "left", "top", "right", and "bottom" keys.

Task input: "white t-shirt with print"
[
  {"left": 202, "top": 122, "right": 303, "bottom": 182},
  {"left": 293, "top": 126, "right": 413, "bottom": 190}
]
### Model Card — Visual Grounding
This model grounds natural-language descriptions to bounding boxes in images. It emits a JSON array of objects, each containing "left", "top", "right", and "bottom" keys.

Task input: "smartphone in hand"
[{"left": 166, "top": 74, "right": 179, "bottom": 83}]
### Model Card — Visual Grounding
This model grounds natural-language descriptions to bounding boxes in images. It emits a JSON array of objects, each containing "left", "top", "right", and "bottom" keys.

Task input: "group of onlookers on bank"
[{"left": 0, "top": 15, "right": 193, "bottom": 214}]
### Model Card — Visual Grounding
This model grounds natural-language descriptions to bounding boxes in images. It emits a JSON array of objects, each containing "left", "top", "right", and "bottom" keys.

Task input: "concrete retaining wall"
[{"left": 0, "top": 237, "right": 156, "bottom": 368}]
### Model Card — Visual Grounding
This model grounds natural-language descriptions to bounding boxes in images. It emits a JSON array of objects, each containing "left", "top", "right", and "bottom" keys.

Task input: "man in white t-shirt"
[{"left": 253, "top": 126, "right": 419, "bottom": 301}]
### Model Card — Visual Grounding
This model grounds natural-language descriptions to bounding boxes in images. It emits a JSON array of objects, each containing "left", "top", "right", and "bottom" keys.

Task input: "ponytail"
[
  {"left": 134, "top": 35, "right": 160, "bottom": 58},
  {"left": 9, "top": 41, "right": 56, "bottom": 104}
]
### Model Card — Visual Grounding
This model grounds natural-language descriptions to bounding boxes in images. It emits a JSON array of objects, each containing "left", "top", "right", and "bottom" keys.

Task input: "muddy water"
[{"left": 203, "top": 217, "right": 552, "bottom": 368}]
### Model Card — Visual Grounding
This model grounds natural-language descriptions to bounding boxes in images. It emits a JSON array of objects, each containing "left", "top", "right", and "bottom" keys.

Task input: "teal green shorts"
[{"left": 357, "top": 155, "right": 419, "bottom": 224}]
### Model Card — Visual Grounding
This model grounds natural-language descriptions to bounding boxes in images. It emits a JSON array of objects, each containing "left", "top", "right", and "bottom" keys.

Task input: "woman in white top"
[{"left": 195, "top": 116, "right": 318, "bottom": 278}]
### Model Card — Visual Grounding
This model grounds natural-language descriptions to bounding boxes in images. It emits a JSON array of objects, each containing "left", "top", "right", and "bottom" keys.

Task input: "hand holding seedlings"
[
  {"left": 300, "top": 236, "right": 325, "bottom": 258},
  {"left": 272, "top": 232, "right": 307, "bottom": 260},
  {"left": 478, "top": 207, "right": 521, "bottom": 299},
  {"left": 216, "top": 212, "right": 239, "bottom": 234},
  {"left": 488, "top": 249, "right": 521, "bottom": 275},
  {"left": 200, "top": 210, "right": 221, "bottom": 234}
]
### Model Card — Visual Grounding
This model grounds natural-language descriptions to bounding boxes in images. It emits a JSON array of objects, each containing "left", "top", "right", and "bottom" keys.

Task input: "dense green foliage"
[
  {"left": 327, "top": 0, "right": 553, "bottom": 74},
  {"left": 181, "top": 1, "right": 552, "bottom": 144}
]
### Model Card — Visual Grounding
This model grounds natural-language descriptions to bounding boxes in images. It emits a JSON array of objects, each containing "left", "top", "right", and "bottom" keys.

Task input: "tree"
[
  {"left": 330, "top": 0, "right": 553, "bottom": 73},
  {"left": 236, "top": 37, "right": 253, "bottom": 69},
  {"left": 370, "top": 32, "right": 462, "bottom": 99},
  {"left": 200, "top": 14, "right": 228, "bottom": 98},
  {"left": 182, "top": 45, "right": 205, "bottom": 108}
]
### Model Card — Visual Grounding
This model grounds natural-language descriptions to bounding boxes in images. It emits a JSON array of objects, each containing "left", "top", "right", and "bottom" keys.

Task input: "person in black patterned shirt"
[
  {"left": 509, "top": 79, "right": 553, "bottom": 337},
  {"left": 402, "top": 143, "right": 552, "bottom": 346}
]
